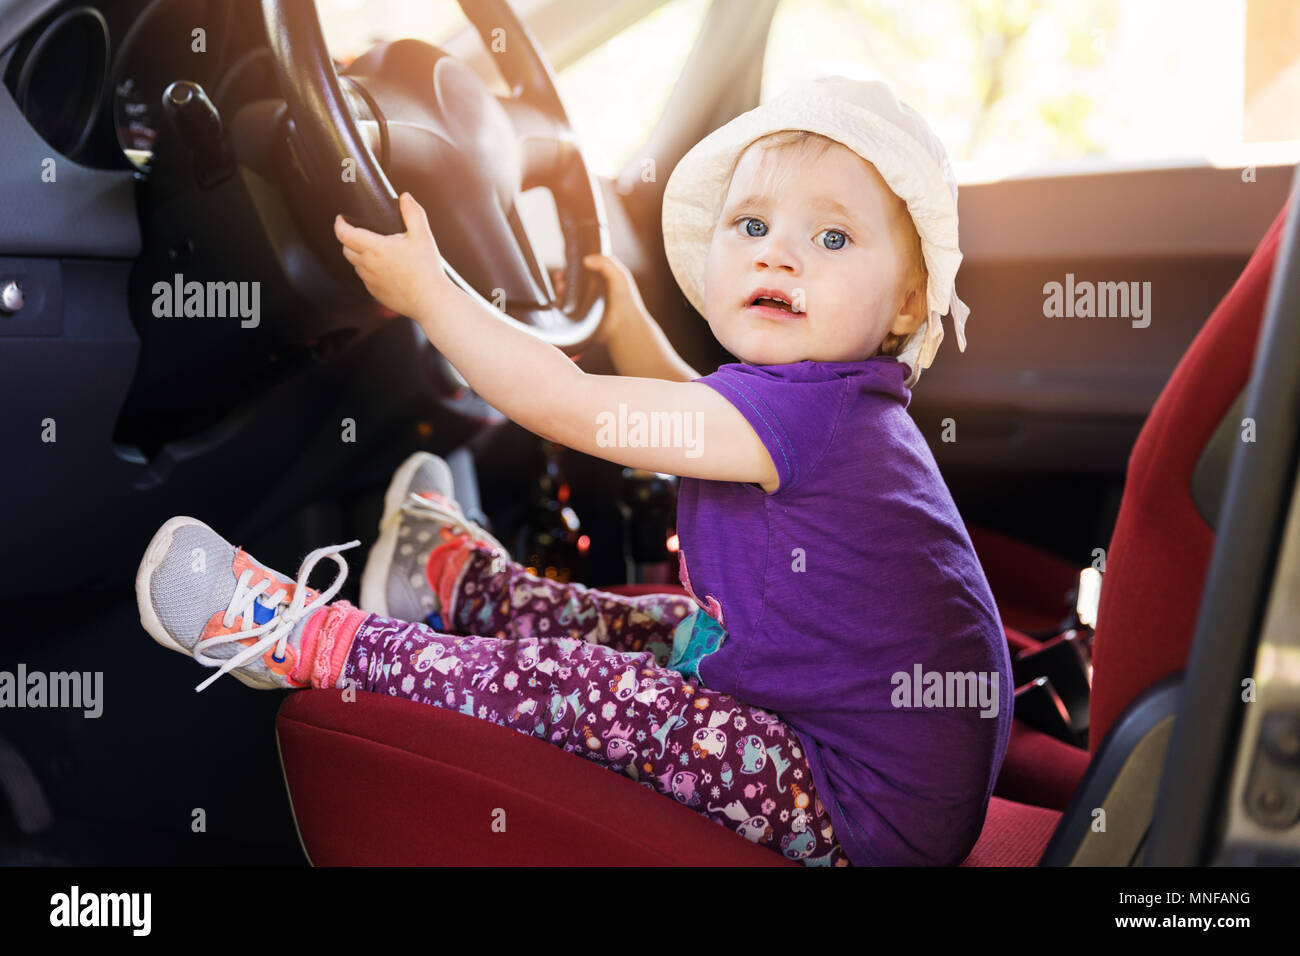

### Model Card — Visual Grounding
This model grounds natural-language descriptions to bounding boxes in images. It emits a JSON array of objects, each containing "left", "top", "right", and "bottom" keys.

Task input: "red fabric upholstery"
[
  {"left": 277, "top": 689, "right": 793, "bottom": 865},
  {"left": 276, "top": 689, "right": 1055, "bottom": 865},
  {"left": 967, "top": 523, "right": 1079, "bottom": 634},
  {"left": 993, "top": 721, "right": 1090, "bottom": 812},
  {"left": 1089, "top": 200, "right": 1291, "bottom": 753},
  {"left": 959, "top": 797, "right": 1062, "bottom": 867}
]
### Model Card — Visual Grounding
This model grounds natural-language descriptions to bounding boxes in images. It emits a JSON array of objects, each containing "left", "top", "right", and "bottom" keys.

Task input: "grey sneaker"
[
  {"left": 135, "top": 516, "right": 359, "bottom": 692},
  {"left": 359, "top": 452, "right": 505, "bottom": 624}
]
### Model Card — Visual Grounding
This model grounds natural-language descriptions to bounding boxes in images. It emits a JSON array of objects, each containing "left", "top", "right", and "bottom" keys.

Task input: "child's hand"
[
  {"left": 334, "top": 192, "right": 455, "bottom": 323},
  {"left": 582, "top": 252, "right": 654, "bottom": 346}
]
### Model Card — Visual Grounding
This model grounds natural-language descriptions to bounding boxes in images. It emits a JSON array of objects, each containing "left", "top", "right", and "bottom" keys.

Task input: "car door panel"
[{"left": 912, "top": 162, "right": 1292, "bottom": 478}]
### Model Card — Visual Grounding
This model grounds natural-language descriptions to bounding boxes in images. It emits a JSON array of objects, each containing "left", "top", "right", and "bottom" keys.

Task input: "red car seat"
[{"left": 276, "top": 197, "right": 1292, "bottom": 865}]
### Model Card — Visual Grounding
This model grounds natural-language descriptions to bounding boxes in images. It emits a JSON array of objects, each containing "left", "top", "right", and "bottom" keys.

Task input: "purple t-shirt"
[{"left": 674, "top": 357, "right": 1013, "bottom": 866}]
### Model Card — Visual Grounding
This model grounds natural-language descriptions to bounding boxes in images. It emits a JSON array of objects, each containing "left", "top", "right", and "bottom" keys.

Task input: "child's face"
[{"left": 702, "top": 140, "right": 924, "bottom": 366}]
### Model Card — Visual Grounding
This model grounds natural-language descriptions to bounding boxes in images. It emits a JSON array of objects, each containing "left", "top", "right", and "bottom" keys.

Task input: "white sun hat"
[{"left": 661, "top": 74, "right": 970, "bottom": 389}]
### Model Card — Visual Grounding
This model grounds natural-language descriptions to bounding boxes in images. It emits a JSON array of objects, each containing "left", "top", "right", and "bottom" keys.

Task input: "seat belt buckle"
[{"left": 1077, "top": 566, "right": 1102, "bottom": 629}]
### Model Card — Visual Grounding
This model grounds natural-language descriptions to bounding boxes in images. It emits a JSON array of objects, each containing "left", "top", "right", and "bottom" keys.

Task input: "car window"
[
  {"left": 761, "top": 0, "right": 1300, "bottom": 182},
  {"left": 553, "top": 0, "right": 712, "bottom": 178},
  {"left": 317, "top": 0, "right": 467, "bottom": 59},
  {"left": 317, "top": 0, "right": 713, "bottom": 180}
]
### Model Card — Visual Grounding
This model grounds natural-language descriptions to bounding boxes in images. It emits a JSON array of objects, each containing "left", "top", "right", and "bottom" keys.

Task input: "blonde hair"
[
  {"left": 877, "top": 210, "right": 927, "bottom": 358},
  {"left": 727, "top": 129, "right": 929, "bottom": 359}
]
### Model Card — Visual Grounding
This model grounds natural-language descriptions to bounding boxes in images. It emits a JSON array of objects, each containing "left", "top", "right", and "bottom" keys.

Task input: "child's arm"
[
  {"left": 582, "top": 253, "right": 702, "bottom": 383},
  {"left": 425, "top": 283, "right": 776, "bottom": 488},
  {"left": 335, "top": 195, "right": 777, "bottom": 491}
]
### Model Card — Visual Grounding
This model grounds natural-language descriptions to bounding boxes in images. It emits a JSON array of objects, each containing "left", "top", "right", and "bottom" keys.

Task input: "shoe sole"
[
  {"left": 136, "top": 515, "right": 279, "bottom": 691},
  {"left": 359, "top": 451, "right": 451, "bottom": 618}
]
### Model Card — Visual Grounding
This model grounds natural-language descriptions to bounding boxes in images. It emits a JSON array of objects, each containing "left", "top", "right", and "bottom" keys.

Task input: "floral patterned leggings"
[{"left": 335, "top": 544, "right": 850, "bottom": 866}]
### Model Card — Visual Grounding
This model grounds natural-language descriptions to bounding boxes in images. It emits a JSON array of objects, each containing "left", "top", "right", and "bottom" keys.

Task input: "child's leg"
[
  {"left": 311, "top": 605, "right": 850, "bottom": 866},
  {"left": 432, "top": 540, "right": 694, "bottom": 668}
]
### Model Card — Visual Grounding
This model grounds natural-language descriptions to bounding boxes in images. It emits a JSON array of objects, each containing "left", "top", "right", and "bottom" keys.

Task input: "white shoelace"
[
  {"left": 399, "top": 490, "right": 506, "bottom": 554},
  {"left": 193, "top": 540, "right": 360, "bottom": 693}
]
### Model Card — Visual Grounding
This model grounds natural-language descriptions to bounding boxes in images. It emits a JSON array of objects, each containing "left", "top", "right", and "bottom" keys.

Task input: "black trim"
[
  {"left": 11, "top": 5, "right": 110, "bottom": 157},
  {"left": 1039, "top": 674, "right": 1182, "bottom": 866}
]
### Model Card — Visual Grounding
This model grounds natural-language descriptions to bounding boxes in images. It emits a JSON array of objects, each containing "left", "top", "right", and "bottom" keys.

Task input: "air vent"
[{"left": 3, "top": 6, "right": 110, "bottom": 158}]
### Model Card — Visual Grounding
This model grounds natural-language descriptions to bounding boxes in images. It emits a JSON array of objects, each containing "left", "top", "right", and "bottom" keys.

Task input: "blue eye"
[
  {"left": 738, "top": 216, "right": 766, "bottom": 237},
  {"left": 818, "top": 229, "right": 848, "bottom": 251}
]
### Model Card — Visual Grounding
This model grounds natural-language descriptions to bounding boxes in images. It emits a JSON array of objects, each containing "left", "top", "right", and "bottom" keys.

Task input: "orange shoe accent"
[
  {"left": 262, "top": 643, "right": 301, "bottom": 682},
  {"left": 195, "top": 610, "right": 303, "bottom": 684},
  {"left": 414, "top": 489, "right": 456, "bottom": 507},
  {"left": 194, "top": 549, "right": 323, "bottom": 687}
]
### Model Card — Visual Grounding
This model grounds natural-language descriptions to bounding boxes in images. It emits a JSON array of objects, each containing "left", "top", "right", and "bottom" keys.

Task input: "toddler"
[{"left": 136, "top": 76, "right": 1012, "bottom": 867}]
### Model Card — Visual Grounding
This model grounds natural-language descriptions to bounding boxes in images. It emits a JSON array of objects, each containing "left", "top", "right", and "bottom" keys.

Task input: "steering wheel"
[{"left": 259, "top": 0, "right": 610, "bottom": 353}]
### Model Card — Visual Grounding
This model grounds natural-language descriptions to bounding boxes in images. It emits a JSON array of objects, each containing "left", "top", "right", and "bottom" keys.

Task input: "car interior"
[{"left": 1, "top": 0, "right": 1298, "bottom": 867}]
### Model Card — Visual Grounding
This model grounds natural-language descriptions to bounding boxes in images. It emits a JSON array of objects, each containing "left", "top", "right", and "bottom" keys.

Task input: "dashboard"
[
  {"left": 2, "top": 0, "right": 288, "bottom": 175},
  {"left": 2, "top": 0, "right": 571, "bottom": 273}
]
